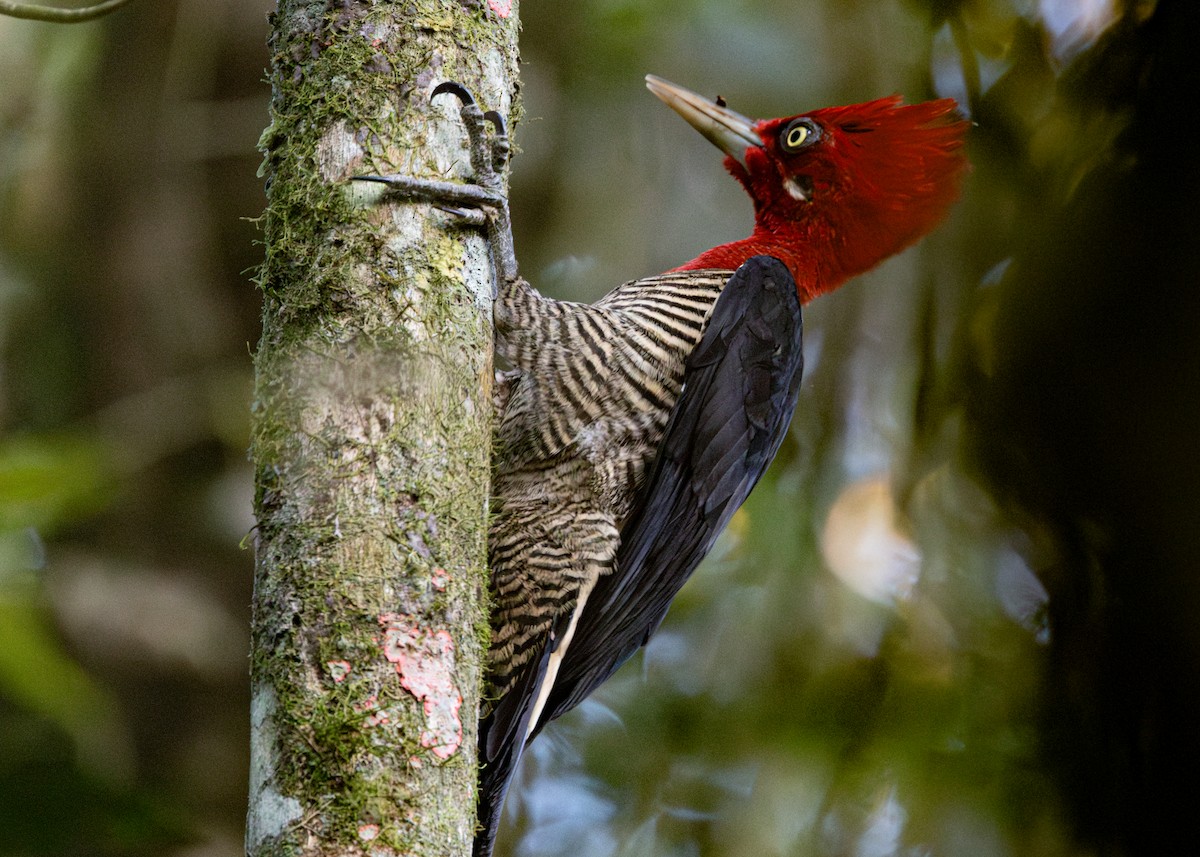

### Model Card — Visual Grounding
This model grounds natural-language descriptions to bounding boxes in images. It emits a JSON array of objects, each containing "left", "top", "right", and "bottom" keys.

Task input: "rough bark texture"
[{"left": 248, "top": 2, "right": 519, "bottom": 855}]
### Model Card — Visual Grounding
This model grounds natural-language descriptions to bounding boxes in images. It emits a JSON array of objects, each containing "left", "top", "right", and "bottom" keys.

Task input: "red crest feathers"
[{"left": 681, "top": 95, "right": 970, "bottom": 301}]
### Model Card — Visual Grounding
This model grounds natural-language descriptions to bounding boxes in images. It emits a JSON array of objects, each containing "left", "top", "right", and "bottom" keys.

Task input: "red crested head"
[{"left": 647, "top": 76, "right": 969, "bottom": 302}]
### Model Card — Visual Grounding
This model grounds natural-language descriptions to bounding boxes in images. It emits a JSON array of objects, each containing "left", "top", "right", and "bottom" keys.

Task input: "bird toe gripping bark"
[
  {"left": 429, "top": 81, "right": 511, "bottom": 187},
  {"left": 353, "top": 81, "right": 518, "bottom": 293}
]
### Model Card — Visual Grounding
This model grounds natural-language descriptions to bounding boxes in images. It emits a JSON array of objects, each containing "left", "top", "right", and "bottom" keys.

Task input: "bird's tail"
[{"left": 472, "top": 730, "right": 524, "bottom": 857}]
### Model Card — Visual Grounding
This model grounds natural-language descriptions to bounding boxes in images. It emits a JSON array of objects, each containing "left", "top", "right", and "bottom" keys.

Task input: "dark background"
[{"left": 2, "top": 0, "right": 1197, "bottom": 855}]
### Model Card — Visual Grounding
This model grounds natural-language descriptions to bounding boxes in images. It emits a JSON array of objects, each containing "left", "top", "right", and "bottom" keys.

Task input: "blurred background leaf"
[{"left": 2, "top": 0, "right": 1196, "bottom": 855}]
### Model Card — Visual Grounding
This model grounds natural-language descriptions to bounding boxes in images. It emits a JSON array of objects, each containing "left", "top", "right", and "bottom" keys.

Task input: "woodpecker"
[{"left": 357, "top": 75, "right": 968, "bottom": 857}]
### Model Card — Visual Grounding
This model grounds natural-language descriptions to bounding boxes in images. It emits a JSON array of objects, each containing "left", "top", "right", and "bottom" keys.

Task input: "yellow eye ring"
[
  {"left": 785, "top": 126, "right": 808, "bottom": 148},
  {"left": 780, "top": 119, "right": 818, "bottom": 152}
]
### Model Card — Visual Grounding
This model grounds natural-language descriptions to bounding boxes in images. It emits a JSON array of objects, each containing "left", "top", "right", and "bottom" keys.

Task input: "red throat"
[{"left": 674, "top": 230, "right": 830, "bottom": 304}]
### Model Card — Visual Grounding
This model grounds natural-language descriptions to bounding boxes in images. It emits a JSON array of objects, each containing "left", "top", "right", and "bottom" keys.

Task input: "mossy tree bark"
[{"left": 248, "top": 2, "right": 519, "bottom": 855}]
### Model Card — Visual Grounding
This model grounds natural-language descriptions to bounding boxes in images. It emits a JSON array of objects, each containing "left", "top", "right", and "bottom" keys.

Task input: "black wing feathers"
[{"left": 538, "top": 255, "right": 805, "bottom": 732}]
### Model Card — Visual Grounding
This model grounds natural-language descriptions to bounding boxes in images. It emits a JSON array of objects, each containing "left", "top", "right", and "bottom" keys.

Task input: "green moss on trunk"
[{"left": 248, "top": 2, "right": 519, "bottom": 854}]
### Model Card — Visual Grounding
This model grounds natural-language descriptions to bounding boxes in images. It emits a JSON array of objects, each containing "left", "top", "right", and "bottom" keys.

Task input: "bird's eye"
[{"left": 780, "top": 119, "right": 818, "bottom": 152}]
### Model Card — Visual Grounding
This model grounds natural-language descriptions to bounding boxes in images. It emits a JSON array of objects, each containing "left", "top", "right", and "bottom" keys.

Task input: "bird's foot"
[{"left": 353, "top": 81, "right": 517, "bottom": 293}]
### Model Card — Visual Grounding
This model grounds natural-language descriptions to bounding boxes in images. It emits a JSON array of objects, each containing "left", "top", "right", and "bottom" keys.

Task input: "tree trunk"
[{"left": 248, "top": 3, "right": 519, "bottom": 855}]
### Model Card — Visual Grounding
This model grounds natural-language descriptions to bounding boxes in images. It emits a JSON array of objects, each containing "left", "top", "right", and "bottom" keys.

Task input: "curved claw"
[
  {"left": 483, "top": 110, "right": 507, "bottom": 138},
  {"left": 431, "top": 80, "right": 475, "bottom": 106},
  {"left": 484, "top": 110, "right": 511, "bottom": 173}
]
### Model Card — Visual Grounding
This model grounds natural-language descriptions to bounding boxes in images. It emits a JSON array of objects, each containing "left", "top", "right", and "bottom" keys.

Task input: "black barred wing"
[{"left": 536, "top": 255, "right": 804, "bottom": 732}]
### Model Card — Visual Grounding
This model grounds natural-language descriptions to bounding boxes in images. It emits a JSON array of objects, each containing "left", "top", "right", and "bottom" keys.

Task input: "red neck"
[{"left": 671, "top": 223, "right": 846, "bottom": 305}]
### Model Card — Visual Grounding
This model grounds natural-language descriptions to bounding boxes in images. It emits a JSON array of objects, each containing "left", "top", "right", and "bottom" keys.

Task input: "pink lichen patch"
[
  {"left": 353, "top": 694, "right": 379, "bottom": 713},
  {"left": 378, "top": 613, "right": 464, "bottom": 760},
  {"left": 431, "top": 567, "right": 449, "bottom": 591},
  {"left": 357, "top": 823, "right": 380, "bottom": 842},
  {"left": 326, "top": 660, "right": 352, "bottom": 683},
  {"left": 487, "top": 0, "right": 512, "bottom": 17}
]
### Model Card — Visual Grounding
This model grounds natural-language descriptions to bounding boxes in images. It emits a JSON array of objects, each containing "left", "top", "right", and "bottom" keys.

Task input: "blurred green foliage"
[
  {"left": 0, "top": 434, "right": 110, "bottom": 533},
  {"left": 0, "top": 435, "right": 186, "bottom": 855},
  {"left": 2, "top": 0, "right": 1196, "bottom": 855},
  {"left": 2, "top": 3, "right": 263, "bottom": 854}
]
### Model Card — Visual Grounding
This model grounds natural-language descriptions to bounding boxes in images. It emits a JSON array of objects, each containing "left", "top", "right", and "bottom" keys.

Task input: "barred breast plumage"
[{"left": 486, "top": 268, "right": 732, "bottom": 706}]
